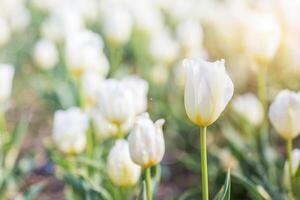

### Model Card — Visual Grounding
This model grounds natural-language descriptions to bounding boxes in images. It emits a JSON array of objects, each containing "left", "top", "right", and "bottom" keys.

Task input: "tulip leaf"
[
  {"left": 231, "top": 173, "right": 269, "bottom": 200},
  {"left": 292, "top": 165, "right": 300, "bottom": 199},
  {"left": 214, "top": 169, "right": 231, "bottom": 200}
]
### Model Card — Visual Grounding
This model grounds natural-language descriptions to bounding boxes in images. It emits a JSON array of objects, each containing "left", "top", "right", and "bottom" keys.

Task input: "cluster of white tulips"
[{"left": 2, "top": 0, "right": 300, "bottom": 199}]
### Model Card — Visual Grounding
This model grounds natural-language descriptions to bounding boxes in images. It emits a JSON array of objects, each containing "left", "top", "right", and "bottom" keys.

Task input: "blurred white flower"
[
  {"left": 92, "top": 112, "right": 118, "bottom": 139},
  {"left": 107, "top": 139, "right": 141, "bottom": 187},
  {"left": 130, "top": 2, "right": 164, "bottom": 35},
  {"left": 232, "top": 93, "right": 264, "bottom": 126},
  {"left": 102, "top": 6, "right": 132, "bottom": 44},
  {"left": 149, "top": 29, "right": 179, "bottom": 65},
  {"left": 184, "top": 59, "right": 234, "bottom": 126},
  {"left": 33, "top": 39, "right": 58, "bottom": 70},
  {"left": 97, "top": 79, "right": 135, "bottom": 134},
  {"left": 176, "top": 18, "right": 204, "bottom": 55},
  {"left": 0, "top": 17, "right": 11, "bottom": 47},
  {"left": 41, "top": 7, "right": 84, "bottom": 43},
  {"left": 269, "top": 90, "right": 300, "bottom": 140},
  {"left": 53, "top": 107, "right": 89, "bottom": 154},
  {"left": 150, "top": 64, "right": 169, "bottom": 85},
  {"left": 8, "top": 4, "right": 30, "bottom": 33},
  {"left": 128, "top": 113, "right": 165, "bottom": 168},
  {"left": 219, "top": 149, "right": 238, "bottom": 170},
  {"left": 80, "top": 70, "right": 103, "bottom": 109},
  {"left": 243, "top": 10, "right": 281, "bottom": 65},
  {"left": 65, "top": 30, "right": 109, "bottom": 78},
  {"left": 0, "top": 64, "right": 14, "bottom": 102},
  {"left": 122, "top": 76, "right": 149, "bottom": 115}
]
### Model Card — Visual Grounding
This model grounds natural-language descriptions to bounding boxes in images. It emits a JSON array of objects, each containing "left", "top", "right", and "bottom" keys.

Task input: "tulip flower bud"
[
  {"left": 107, "top": 139, "right": 141, "bottom": 187},
  {"left": 243, "top": 11, "right": 281, "bottom": 65},
  {"left": 232, "top": 93, "right": 264, "bottom": 126},
  {"left": 269, "top": 90, "right": 300, "bottom": 140},
  {"left": 102, "top": 6, "right": 132, "bottom": 44},
  {"left": 122, "top": 76, "right": 149, "bottom": 115},
  {"left": 128, "top": 113, "right": 165, "bottom": 168},
  {"left": 33, "top": 39, "right": 58, "bottom": 70},
  {"left": 80, "top": 70, "right": 103, "bottom": 109},
  {"left": 97, "top": 79, "right": 135, "bottom": 131},
  {"left": 52, "top": 107, "right": 89, "bottom": 154},
  {"left": 65, "top": 30, "right": 109, "bottom": 78},
  {"left": 184, "top": 59, "right": 234, "bottom": 127},
  {"left": 0, "top": 64, "right": 14, "bottom": 103}
]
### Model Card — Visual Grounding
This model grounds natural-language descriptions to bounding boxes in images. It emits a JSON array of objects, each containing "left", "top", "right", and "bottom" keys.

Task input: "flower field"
[{"left": 0, "top": 0, "right": 300, "bottom": 199}]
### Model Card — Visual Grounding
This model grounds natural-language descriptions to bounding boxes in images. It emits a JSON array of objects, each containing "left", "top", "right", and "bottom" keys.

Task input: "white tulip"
[
  {"left": 176, "top": 18, "right": 203, "bottom": 53},
  {"left": 232, "top": 93, "right": 264, "bottom": 126},
  {"left": 65, "top": 30, "right": 109, "bottom": 78},
  {"left": 243, "top": 11, "right": 281, "bottom": 65},
  {"left": 41, "top": 7, "right": 84, "bottom": 43},
  {"left": 122, "top": 76, "right": 149, "bottom": 115},
  {"left": 52, "top": 107, "right": 89, "bottom": 154},
  {"left": 92, "top": 112, "right": 118, "bottom": 139},
  {"left": 102, "top": 6, "right": 132, "bottom": 44},
  {"left": 80, "top": 70, "right": 103, "bottom": 108},
  {"left": 269, "top": 90, "right": 300, "bottom": 140},
  {"left": 97, "top": 79, "right": 135, "bottom": 131},
  {"left": 33, "top": 39, "right": 58, "bottom": 70},
  {"left": 0, "top": 17, "right": 10, "bottom": 47},
  {"left": 107, "top": 139, "right": 141, "bottom": 187},
  {"left": 149, "top": 29, "right": 179, "bottom": 64},
  {"left": 184, "top": 59, "right": 234, "bottom": 126},
  {"left": 128, "top": 113, "right": 165, "bottom": 168},
  {"left": 0, "top": 64, "right": 14, "bottom": 102}
]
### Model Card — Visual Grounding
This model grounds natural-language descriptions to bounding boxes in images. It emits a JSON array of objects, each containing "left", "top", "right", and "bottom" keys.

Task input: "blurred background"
[{"left": 1, "top": 0, "right": 300, "bottom": 199}]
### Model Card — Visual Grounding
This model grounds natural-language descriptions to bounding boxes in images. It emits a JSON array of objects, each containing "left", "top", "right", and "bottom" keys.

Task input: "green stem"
[
  {"left": 201, "top": 126, "right": 209, "bottom": 200},
  {"left": 145, "top": 167, "right": 152, "bottom": 200},
  {"left": 287, "top": 138, "right": 294, "bottom": 200}
]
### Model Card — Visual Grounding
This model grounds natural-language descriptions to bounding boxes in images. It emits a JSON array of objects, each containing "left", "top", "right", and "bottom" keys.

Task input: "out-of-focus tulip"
[
  {"left": 0, "top": 17, "right": 10, "bottom": 47},
  {"left": 80, "top": 70, "right": 103, "bottom": 108},
  {"left": 41, "top": 7, "right": 84, "bottom": 43},
  {"left": 128, "top": 113, "right": 165, "bottom": 168},
  {"left": 0, "top": 64, "right": 14, "bottom": 102},
  {"left": 107, "top": 139, "right": 141, "bottom": 187},
  {"left": 65, "top": 30, "right": 109, "bottom": 78},
  {"left": 102, "top": 6, "right": 132, "bottom": 44},
  {"left": 33, "top": 39, "right": 58, "bottom": 70},
  {"left": 176, "top": 18, "right": 204, "bottom": 55},
  {"left": 52, "top": 107, "right": 89, "bottom": 154},
  {"left": 149, "top": 29, "right": 179, "bottom": 65},
  {"left": 122, "top": 76, "right": 149, "bottom": 115},
  {"left": 184, "top": 59, "right": 234, "bottom": 127},
  {"left": 243, "top": 10, "right": 281, "bottom": 65},
  {"left": 92, "top": 112, "right": 118, "bottom": 139},
  {"left": 150, "top": 64, "right": 169, "bottom": 85},
  {"left": 97, "top": 79, "right": 135, "bottom": 133},
  {"left": 219, "top": 149, "right": 238, "bottom": 170},
  {"left": 232, "top": 93, "right": 264, "bottom": 126},
  {"left": 269, "top": 90, "right": 300, "bottom": 140}
]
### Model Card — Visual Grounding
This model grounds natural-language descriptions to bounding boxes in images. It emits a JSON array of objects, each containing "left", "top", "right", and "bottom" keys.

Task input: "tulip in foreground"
[
  {"left": 128, "top": 113, "right": 165, "bottom": 200},
  {"left": 184, "top": 58, "right": 234, "bottom": 200},
  {"left": 107, "top": 139, "right": 141, "bottom": 187}
]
